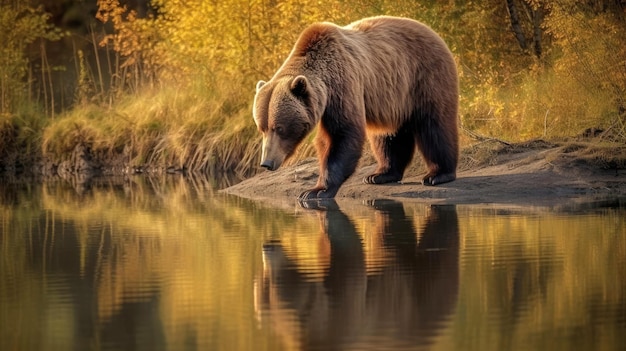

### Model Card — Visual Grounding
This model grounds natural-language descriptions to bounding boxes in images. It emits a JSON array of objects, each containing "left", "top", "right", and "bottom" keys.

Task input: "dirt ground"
[{"left": 222, "top": 139, "right": 626, "bottom": 209}]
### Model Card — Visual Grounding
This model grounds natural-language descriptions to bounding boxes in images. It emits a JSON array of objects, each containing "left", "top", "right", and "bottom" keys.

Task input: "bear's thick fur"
[{"left": 253, "top": 16, "right": 459, "bottom": 200}]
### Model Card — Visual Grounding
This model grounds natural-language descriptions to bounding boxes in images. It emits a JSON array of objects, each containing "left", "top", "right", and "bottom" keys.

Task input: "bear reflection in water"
[{"left": 254, "top": 201, "right": 459, "bottom": 350}]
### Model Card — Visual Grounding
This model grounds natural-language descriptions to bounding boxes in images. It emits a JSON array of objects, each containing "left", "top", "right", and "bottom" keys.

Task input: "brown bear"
[{"left": 253, "top": 16, "right": 459, "bottom": 200}]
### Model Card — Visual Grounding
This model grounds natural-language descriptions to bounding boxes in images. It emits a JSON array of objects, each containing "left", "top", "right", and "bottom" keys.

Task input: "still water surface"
[{"left": 1, "top": 178, "right": 625, "bottom": 351}]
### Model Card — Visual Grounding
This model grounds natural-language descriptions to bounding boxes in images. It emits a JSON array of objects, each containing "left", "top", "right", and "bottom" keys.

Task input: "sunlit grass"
[
  {"left": 461, "top": 68, "right": 623, "bottom": 142},
  {"left": 7, "top": 68, "right": 624, "bottom": 180},
  {"left": 42, "top": 78, "right": 264, "bottom": 177},
  {"left": 2, "top": 0, "right": 625, "bottom": 177}
]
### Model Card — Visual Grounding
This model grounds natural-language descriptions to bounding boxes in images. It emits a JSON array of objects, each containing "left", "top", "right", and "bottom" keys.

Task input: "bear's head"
[{"left": 253, "top": 75, "right": 321, "bottom": 171}]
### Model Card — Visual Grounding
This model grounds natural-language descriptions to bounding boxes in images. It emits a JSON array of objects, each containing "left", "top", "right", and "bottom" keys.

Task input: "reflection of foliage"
[
  {"left": 456, "top": 206, "right": 626, "bottom": 350},
  {"left": 0, "top": 182, "right": 625, "bottom": 349}
]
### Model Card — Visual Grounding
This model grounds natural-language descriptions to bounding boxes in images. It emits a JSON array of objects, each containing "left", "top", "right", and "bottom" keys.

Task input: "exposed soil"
[{"left": 222, "top": 139, "right": 626, "bottom": 209}]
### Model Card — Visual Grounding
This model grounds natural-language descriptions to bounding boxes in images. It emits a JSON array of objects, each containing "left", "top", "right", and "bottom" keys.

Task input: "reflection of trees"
[
  {"left": 0, "top": 178, "right": 296, "bottom": 350},
  {"left": 1, "top": 180, "right": 626, "bottom": 351},
  {"left": 255, "top": 200, "right": 460, "bottom": 350},
  {"left": 456, "top": 207, "right": 626, "bottom": 350}
]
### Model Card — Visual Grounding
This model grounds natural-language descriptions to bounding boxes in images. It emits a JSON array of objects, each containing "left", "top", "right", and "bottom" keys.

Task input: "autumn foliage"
[
  {"left": 94, "top": 0, "right": 626, "bottom": 134},
  {"left": 1, "top": 0, "right": 625, "bottom": 175}
]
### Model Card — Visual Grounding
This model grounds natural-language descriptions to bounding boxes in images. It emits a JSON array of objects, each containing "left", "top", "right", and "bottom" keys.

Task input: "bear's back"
[
  {"left": 284, "top": 16, "right": 457, "bottom": 129},
  {"left": 345, "top": 16, "right": 454, "bottom": 78},
  {"left": 343, "top": 17, "right": 458, "bottom": 128}
]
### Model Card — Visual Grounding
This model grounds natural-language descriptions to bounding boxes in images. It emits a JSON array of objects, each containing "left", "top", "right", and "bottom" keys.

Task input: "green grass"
[{"left": 0, "top": 103, "right": 49, "bottom": 164}]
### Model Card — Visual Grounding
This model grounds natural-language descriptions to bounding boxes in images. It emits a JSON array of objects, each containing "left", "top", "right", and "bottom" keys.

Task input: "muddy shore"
[
  {"left": 2, "top": 137, "right": 625, "bottom": 210},
  {"left": 221, "top": 139, "right": 626, "bottom": 209}
]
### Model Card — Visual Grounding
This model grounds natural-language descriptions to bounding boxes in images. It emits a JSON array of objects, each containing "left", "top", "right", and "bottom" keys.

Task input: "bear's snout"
[{"left": 260, "top": 159, "right": 276, "bottom": 171}]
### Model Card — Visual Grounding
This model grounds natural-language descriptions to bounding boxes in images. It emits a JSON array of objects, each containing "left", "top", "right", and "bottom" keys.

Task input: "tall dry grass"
[
  {"left": 460, "top": 66, "right": 621, "bottom": 141},
  {"left": 3, "top": 0, "right": 626, "bottom": 178},
  {"left": 41, "top": 78, "right": 265, "bottom": 177}
]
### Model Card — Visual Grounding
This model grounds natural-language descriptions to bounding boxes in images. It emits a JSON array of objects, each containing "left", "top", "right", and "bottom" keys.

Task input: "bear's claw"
[
  {"left": 422, "top": 172, "right": 456, "bottom": 186},
  {"left": 363, "top": 173, "right": 402, "bottom": 184}
]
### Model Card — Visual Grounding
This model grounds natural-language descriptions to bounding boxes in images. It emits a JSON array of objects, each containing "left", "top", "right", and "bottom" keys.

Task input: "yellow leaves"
[
  {"left": 0, "top": 3, "right": 64, "bottom": 115},
  {"left": 88, "top": 0, "right": 626, "bottom": 144},
  {"left": 545, "top": 2, "right": 626, "bottom": 106},
  {"left": 96, "top": 0, "right": 397, "bottom": 85},
  {"left": 96, "top": 0, "right": 129, "bottom": 26}
]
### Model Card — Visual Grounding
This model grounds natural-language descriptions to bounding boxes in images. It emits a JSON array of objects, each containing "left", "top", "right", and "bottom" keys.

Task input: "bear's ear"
[
  {"left": 256, "top": 80, "right": 266, "bottom": 92},
  {"left": 290, "top": 75, "right": 308, "bottom": 97}
]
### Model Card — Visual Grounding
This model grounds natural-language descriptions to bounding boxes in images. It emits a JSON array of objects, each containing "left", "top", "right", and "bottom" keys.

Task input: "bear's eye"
[{"left": 274, "top": 126, "right": 284, "bottom": 135}]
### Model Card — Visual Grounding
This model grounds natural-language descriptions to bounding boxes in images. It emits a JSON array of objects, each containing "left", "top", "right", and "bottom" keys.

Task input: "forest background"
[{"left": 1, "top": 0, "right": 625, "bottom": 179}]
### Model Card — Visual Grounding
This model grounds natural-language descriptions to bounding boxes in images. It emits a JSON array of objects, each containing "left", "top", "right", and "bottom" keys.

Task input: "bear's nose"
[{"left": 260, "top": 160, "right": 275, "bottom": 171}]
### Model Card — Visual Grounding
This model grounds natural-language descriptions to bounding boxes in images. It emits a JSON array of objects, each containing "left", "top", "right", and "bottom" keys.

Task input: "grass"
[
  {"left": 5, "top": 73, "right": 623, "bottom": 181},
  {"left": 41, "top": 78, "right": 267, "bottom": 178},
  {"left": 3, "top": 0, "right": 625, "bottom": 182},
  {"left": 460, "top": 67, "right": 625, "bottom": 143},
  {"left": 0, "top": 103, "right": 49, "bottom": 166},
  {"left": 3, "top": 58, "right": 625, "bottom": 181}
]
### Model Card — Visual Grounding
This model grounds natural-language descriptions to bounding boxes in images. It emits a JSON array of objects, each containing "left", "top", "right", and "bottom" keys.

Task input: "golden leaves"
[{"left": 91, "top": 0, "right": 625, "bottom": 141}]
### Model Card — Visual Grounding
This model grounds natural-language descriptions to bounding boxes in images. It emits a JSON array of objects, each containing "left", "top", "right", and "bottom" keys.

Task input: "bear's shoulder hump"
[{"left": 294, "top": 22, "right": 343, "bottom": 51}]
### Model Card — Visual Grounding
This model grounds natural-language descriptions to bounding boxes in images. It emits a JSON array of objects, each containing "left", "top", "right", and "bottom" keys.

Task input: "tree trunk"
[
  {"left": 505, "top": 0, "right": 528, "bottom": 52},
  {"left": 531, "top": 7, "right": 543, "bottom": 58}
]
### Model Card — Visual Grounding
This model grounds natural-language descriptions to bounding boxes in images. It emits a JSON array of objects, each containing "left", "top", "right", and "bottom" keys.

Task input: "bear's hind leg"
[
  {"left": 415, "top": 115, "right": 458, "bottom": 186},
  {"left": 364, "top": 128, "right": 415, "bottom": 184},
  {"left": 422, "top": 170, "right": 456, "bottom": 186}
]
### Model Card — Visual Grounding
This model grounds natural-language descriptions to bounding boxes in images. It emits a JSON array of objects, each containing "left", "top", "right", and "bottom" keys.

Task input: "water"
[{"left": 1, "top": 178, "right": 624, "bottom": 351}]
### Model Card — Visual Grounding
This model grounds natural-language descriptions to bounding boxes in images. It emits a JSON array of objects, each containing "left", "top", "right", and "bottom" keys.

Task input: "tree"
[
  {"left": 504, "top": 0, "right": 544, "bottom": 58},
  {"left": 0, "top": 2, "right": 61, "bottom": 116}
]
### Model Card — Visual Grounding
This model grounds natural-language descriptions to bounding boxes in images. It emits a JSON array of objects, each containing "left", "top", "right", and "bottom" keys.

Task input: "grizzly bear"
[{"left": 253, "top": 16, "right": 459, "bottom": 200}]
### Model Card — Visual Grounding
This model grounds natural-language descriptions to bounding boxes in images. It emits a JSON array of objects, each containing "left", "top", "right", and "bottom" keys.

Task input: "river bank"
[
  {"left": 222, "top": 138, "right": 626, "bottom": 209},
  {"left": 2, "top": 135, "right": 625, "bottom": 210}
]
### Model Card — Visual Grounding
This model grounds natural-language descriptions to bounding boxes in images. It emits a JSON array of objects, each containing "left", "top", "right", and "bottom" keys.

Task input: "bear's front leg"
[
  {"left": 298, "top": 157, "right": 349, "bottom": 200},
  {"left": 298, "top": 129, "right": 364, "bottom": 201}
]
